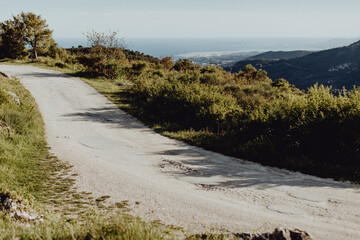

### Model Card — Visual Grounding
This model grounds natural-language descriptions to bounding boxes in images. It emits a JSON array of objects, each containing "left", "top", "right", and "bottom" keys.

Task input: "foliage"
[
  {"left": 199, "top": 65, "right": 230, "bottom": 85},
  {"left": 123, "top": 49, "right": 160, "bottom": 63},
  {"left": 0, "top": 12, "right": 56, "bottom": 59},
  {"left": 78, "top": 30, "right": 127, "bottom": 79},
  {"left": 172, "top": 59, "right": 199, "bottom": 72},
  {"left": 0, "top": 16, "right": 27, "bottom": 59},
  {"left": 160, "top": 57, "right": 174, "bottom": 70},
  {"left": 132, "top": 78, "right": 240, "bottom": 132},
  {"left": 84, "top": 30, "right": 125, "bottom": 62},
  {"left": 20, "top": 12, "right": 54, "bottom": 59},
  {"left": 236, "top": 64, "right": 271, "bottom": 84}
]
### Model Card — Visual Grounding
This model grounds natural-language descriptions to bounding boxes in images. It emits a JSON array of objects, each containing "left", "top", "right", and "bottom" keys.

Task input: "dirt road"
[{"left": 1, "top": 65, "right": 359, "bottom": 240}]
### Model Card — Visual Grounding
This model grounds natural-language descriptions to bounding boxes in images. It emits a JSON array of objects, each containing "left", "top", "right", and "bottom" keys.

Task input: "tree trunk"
[{"left": 33, "top": 38, "right": 38, "bottom": 59}]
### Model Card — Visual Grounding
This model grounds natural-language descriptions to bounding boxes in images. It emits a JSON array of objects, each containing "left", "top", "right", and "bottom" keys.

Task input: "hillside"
[
  {"left": 186, "top": 51, "right": 259, "bottom": 67},
  {"left": 247, "top": 50, "right": 313, "bottom": 60},
  {"left": 67, "top": 47, "right": 160, "bottom": 63},
  {"left": 229, "top": 40, "right": 360, "bottom": 90}
]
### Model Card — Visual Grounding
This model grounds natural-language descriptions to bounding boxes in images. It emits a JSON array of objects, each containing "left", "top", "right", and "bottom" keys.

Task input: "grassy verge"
[{"left": 0, "top": 74, "right": 175, "bottom": 239}]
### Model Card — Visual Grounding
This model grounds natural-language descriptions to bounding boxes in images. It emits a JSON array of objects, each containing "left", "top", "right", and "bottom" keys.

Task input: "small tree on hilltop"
[
  {"left": 21, "top": 12, "right": 53, "bottom": 59},
  {"left": 85, "top": 30, "right": 125, "bottom": 61},
  {"left": 78, "top": 30, "right": 126, "bottom": 79}
]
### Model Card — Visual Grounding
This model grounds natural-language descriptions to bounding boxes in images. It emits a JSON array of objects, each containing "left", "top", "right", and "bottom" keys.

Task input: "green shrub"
[
  {"left": 200, "top": 73, "right": 219, "bottom": 84},
  {"left": 236, "top": 64, "right": 271, "bottom": 84},
  {"left": 224, "top": 85, "right": 360, "bottom": 179},
  {"left": 78, "top": 55, "right": 124, "bottom": 79},
  {"left": 178, "top": 71, "right": 200, "bottom": 83},
  {"left": 132, "top": 79, "right": 240, "bottom": 132},
  {"left": 159, "top": 56, "right": 174, "bottom": 70},
  {"left": 54, "top": 62, "right": 65, "bottom": 68},
  {"left": 172, "top": 59, "right": 199, "bottom": 72},
  {"left": 131, "top": 62, "right": 148, "bottom": 75},
  {"left": 147, "top": 69, "right": 165, "bottom": 78}
]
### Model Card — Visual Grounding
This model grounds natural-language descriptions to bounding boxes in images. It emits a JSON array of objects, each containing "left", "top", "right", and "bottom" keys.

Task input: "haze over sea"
[{"left": 56, "top": 37, "right": 357, "bottom": 59}]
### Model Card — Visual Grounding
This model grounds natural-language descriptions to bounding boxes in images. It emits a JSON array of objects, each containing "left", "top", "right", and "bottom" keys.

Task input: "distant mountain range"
[{"left": 228, "top": 41, "right": 360, "bottom": 90}]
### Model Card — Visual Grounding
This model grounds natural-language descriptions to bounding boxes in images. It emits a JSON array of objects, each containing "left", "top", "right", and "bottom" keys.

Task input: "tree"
[
  {"left": 21, "top": 12, "right": 53, "bottom": 59},
  {"left": 0, "top": 16, "right": 27, "bottom": 59},
  {"left": 0, "top": 12, "right": 55, "bottom": 59}
]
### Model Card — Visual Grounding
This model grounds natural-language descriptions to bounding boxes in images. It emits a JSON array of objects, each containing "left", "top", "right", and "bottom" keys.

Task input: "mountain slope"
[
  {"left": 247, "top": 50, "right": 313, "bottom": 60},
  {"left": 229, "top": 41, "right": 360, "bottom": 90}
]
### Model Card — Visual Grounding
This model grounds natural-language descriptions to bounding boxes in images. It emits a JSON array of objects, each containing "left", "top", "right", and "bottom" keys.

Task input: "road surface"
[{"left": 1, "top": 65, "right": 359, "bottom": 240}]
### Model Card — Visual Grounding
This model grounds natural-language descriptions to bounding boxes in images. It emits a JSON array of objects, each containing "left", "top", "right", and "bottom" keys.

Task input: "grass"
[
  {"left": 0, "top": 210, "right": 166, "bottom": 240},
  {"left": 0, "top": 75, "right": 53, "bottom": 200}
]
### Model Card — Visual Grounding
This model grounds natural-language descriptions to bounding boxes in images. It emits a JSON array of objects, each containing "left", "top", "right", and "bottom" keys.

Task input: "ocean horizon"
[{"left": 55, "top": 37, "right": 357, "bottom": 59}]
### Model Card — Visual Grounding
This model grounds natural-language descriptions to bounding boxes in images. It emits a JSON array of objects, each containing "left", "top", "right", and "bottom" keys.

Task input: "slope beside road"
[{"left": 0, "top": 65, "right": 359, "bottom": 240}]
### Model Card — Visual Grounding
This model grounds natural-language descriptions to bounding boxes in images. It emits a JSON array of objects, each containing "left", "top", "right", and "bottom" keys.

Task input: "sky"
[{"left": 1, "top": 0, "right": 360, "bottom": 40}]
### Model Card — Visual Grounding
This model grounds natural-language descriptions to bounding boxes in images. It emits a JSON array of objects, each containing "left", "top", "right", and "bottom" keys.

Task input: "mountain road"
[{"left": 0, "top": 65, "right": 359, "bottom": 240}]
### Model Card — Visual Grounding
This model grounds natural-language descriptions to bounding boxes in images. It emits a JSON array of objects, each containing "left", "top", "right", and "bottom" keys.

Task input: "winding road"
[{"left": 1, "top": 65, "right": 359, "bottom": 240}]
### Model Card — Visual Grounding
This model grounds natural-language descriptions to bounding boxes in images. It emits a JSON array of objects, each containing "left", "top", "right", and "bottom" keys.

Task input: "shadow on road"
[
  {"left": 63, "top": 106, "right": 360, "bottom": 190},
  {"left": 62, "top": 107, "right": 151, "bottom": 131},
  {"left": 20, "top": 71, "right": 74, "bottom": 79},
  {"left": 152, "top": 148, "right": 360, "bottom": 190}
]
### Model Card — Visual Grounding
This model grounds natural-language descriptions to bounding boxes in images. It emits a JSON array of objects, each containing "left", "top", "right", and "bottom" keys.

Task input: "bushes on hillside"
[
  {"left": 223, "top": 85, "right": 360, "bottom": 178},
  {"left": 77, "top": 31, "right": 127, "bottom": 79},
  {"left": 125, "top": 61, "right": 360, "bottom": 180},
  {"left": 132, "top": 78, "right": 240, "bottom": 132}
]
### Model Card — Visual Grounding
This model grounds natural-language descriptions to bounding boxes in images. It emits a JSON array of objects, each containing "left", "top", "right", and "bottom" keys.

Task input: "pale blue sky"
[{"left": 1, "top": 0, "right": 360, "bottom": 39}]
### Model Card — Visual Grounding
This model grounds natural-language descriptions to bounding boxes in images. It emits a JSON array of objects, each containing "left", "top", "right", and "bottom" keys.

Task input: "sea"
[{"left": 55, "top": 37, "right": 357, "bottom": 59}]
